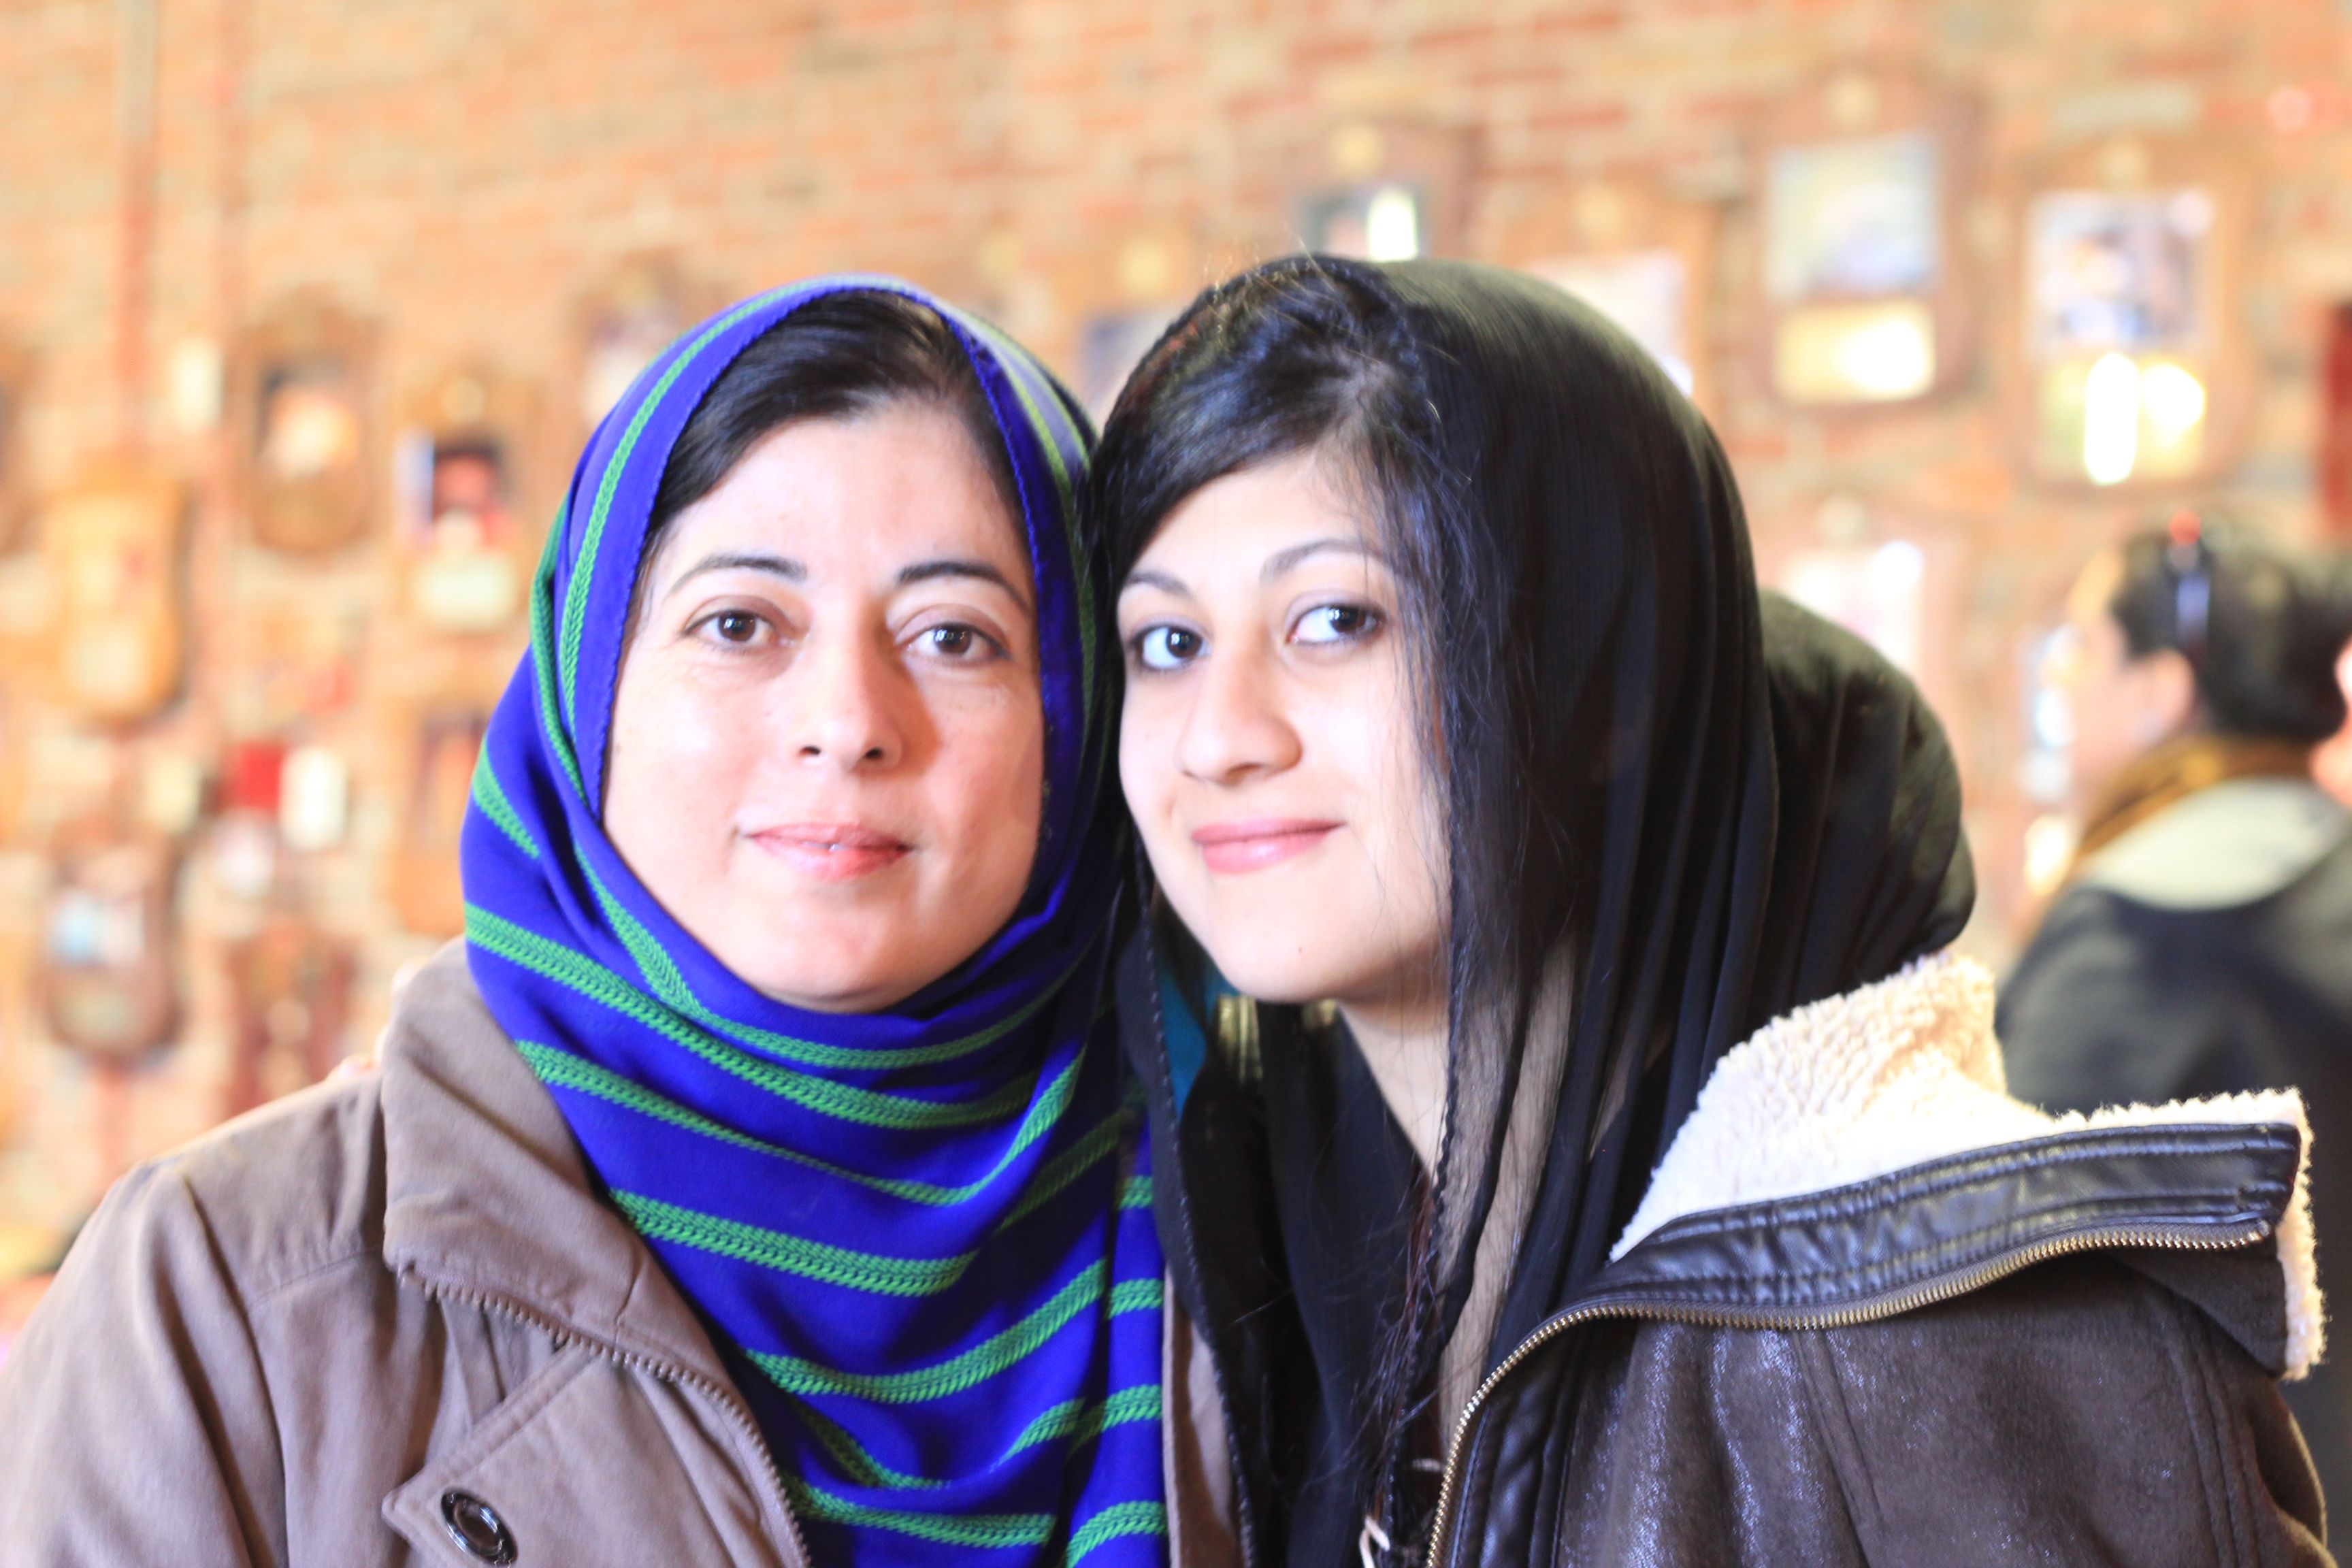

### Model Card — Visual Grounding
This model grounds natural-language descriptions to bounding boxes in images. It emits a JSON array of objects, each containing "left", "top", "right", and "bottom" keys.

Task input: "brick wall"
[{"left": 0, "top": 0, "right": 2346, "bottom": 1254}]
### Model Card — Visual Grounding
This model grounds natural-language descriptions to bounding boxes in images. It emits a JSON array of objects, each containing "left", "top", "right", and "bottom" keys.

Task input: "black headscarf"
[
  {"left": 1337, "top": 262, "right": 1966, "bottom": 1354},
  {"left": 1095, "top": 256, "right": 1973, "bottom": 1552}
]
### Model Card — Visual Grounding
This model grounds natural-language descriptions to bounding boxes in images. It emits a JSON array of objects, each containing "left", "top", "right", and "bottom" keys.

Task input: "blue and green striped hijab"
[{"left": 459, "top": 276, "right": 1165, "bottom": 1568}]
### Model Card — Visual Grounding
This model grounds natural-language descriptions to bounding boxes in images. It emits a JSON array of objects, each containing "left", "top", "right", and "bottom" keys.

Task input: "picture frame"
[
  {"left": 393, "top": 368, "right": 543, "bottom": 637},
  {"left": 569, "top": 255, "right": 725, "bottom": 444},
  {"left": 2319, "top": 303, "right": 2352, "bottom": 542},
  {"left": 1494, "top": 176, "right": 1720, "bottom": 413},
  {"left": 220, "top": 910, "right": 355, "bottom": 1117},
  {"left": 0, "top": 336, "right": 33, "bottom": 555},
  {"left": 389, "top": 704, "right": 491, "bottom": 938},
  {"left": 1041, "top": 225, "right": 1203, "bottom": 423},
  {"left": 1291, "top": 117, "right": 1477, "bottom": 263},
  {"left": 2006, "top": 134, "right": 2252, "bottom": 491},
  {"left": 38, "top": 462, "right": 188, "bottom": 723},
  {"left": 37, "top": 815, "right": 180, "bottom": 1064},
  {"left": 233, "top": 297, "right": 379, "bottom": 555},
  {"left": 1750, "top": 69, "right": 1978, "bottom": 408}
]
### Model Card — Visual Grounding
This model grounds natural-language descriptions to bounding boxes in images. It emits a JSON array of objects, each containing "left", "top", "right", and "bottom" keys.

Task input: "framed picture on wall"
[
  {"left": 1075, "top": 306, "right": 1179, "bottom": 423},
  {"left": 2321, "top": 304, "right": 2352, "bottom": 542},
  {"left": 0, "top": 336, "right": 32, "bottom": 554},
  {"left": 390, "top": 705, "right": 491, "bottom": 938},
  {"left": 1292, "top": 118, "right": 1476, "bottom": 263},
  {"left": 39, "top": 463, "right": 187, "bottom": 723},
  {"left": 233, "top": 298, "right": 378, "bottom": 555},
  {"left": 222, "top": 911, "right": 355, "bottom": 1116},
  {"left": 394, "top": 368, "right": 542, "bottom": 636},
  {"left": 571, "top": 255, "right": 723, "bottom": 440},
  {"left": 38, "top": 815, "right": 180, "bottom": 1064},
  {"left": 1048, "top": 227, "right": 1201, "bottom": 423},
  {"left": 2008, "top": 135, "right": 2250, "bottom": 490},
  {"left": 1754, "top": 496, "right": 1969, "bottom": 768},
  {"left": 1752, "top": 69, "right": 1978, "bottom": 408},
  {"left": 1496, "top": 177, "right": 1719, "bottom": 410}
]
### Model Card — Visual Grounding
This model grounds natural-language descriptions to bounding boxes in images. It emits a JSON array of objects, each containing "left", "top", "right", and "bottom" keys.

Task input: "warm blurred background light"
[{"left": 1, "top": 0, "right": 2351, "bottom": 1335}]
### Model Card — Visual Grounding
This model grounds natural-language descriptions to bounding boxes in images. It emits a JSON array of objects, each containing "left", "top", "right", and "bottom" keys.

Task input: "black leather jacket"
[{"left": 1123, "top": 944, "right": 2333, "bottom": 1568}]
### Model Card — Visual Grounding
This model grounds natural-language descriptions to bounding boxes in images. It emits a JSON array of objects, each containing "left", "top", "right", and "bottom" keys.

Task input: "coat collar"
[
  {"left": 2080, "top": 777, "right": 2351, "bottom": 909},
  {"left": 376, "top": 941, "right": 737, "bottom": 1384},
  {"left": 1610, "top": 951, "right": 2323, "bottom": 1376}
]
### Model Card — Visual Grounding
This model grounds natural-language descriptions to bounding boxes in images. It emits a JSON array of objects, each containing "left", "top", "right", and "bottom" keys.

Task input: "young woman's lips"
[
  {"left": 750, "top": 823, "right": 912, "bottom": 882},
  {"left": 1190, "top": 819, "right": 1341, "bottom": 873}
]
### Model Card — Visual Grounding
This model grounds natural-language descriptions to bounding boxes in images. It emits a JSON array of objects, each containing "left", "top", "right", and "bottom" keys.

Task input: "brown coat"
[{"left": 0, "top": 943, "right": 1238, "bottom": 1568}]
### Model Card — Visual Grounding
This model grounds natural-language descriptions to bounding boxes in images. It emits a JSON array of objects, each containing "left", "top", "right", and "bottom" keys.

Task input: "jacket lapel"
[{"left": 374, "top": 943, "right": 804, "bottom": 1566}]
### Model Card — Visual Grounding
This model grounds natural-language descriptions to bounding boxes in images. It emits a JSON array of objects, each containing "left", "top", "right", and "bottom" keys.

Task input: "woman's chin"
[
  {"left": 690, "top": 920, "right": 910, "bottom": 1013},
  {"left": 1197, "top": 949, "right": 1342, "bottom": 1011},
  {"left": 739, "top": 962, "right": 926, "bottom": 1015}
]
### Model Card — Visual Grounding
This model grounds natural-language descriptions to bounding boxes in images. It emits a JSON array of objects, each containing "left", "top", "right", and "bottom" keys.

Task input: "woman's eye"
[
  {"left": 1291, "top": 603, "right": 1380, "bottom": 645},
  {"left": 710, "top": 610, "right": 764, "bottom": 644},
  {"left": 917, "top": 623, "right": 1001, "bottom": 661},
  {"left": 1132, "top": 625, "right": 1204, "bottom": 672}
]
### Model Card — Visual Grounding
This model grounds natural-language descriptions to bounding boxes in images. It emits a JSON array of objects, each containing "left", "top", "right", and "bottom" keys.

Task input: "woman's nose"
[
  {"left": 785, "top": 628, "right": 907, "bottom": 770},
  {"left": 1176, "top": 643, "right": 1301, "bottom": 783}
]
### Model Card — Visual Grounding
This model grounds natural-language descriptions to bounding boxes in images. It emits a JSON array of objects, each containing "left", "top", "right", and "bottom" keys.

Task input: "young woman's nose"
[
  {"left": 1176, "top": 640, "right": 1302, "bottom": 783},
  {"left": 784, "top": 625, "right": 908, "bottom": 770}
]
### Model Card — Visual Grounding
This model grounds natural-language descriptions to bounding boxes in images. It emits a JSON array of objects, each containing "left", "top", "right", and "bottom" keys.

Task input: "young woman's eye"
[
  {"left": 915, "top": 623, "right": 1003, "bottom": 662},
  {"left": 1131, "top": 625, "right": 1205, "bottom": 672},
  {"left": 1290, "top": 603, "right": 1382, "bottom": 645}
]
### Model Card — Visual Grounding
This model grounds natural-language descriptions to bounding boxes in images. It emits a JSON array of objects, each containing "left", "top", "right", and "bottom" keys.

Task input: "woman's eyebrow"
[
  {"left": 668, "top": 550, "right": 805, "bottom": 593},
  {"left": 897, "top": 557, "right": 1034, "bottom": 617},
  {"left": 1120, "top": 568, "right": 1190, "bottom": 598},
  {"left": 1263, "top": 537, "right": 1373, "bottom": 580}
]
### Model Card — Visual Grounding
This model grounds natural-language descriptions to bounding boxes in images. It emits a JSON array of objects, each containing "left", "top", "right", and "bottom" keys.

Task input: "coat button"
[{"left": 438, "top": 1490, "right": 517, "bottom": 1565}]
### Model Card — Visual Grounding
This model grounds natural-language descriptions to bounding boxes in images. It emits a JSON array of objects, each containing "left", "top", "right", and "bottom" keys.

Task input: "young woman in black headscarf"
[{"left": 1096, "top": 257, "right": 2329, "bottom": 1568}]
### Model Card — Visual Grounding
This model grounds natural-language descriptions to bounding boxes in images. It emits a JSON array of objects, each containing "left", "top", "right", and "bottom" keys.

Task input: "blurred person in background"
[
  {"left": 0, "top": 282, "right": 1185, "bottom": 1568},
  {"left": 2314, "top": 596, "right": 2352, "bottom": 808},
  {"left": 2004, "top": 514, "right": 2352, "bottom": 1514}
]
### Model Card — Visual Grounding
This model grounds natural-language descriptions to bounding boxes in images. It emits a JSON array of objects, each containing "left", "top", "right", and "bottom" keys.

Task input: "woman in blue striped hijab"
[
  {"left": 0, "top": 277, "right": 1171, "bottom": 1567},
  {"left": 459, "top": 278, "right": 1166, "bottom": 1565}
]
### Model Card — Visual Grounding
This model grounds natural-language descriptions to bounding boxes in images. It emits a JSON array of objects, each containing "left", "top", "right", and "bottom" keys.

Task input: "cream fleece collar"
[{"left": 1610, "top": 951, "right": 2323, "bottom": 1377}]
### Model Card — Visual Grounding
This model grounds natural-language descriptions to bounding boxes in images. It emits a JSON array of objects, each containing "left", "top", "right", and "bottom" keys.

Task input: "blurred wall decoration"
[
  {"left": 2015, "top": 136, "right": 2251, "bottom": 490},
  {"left": 1757, "top": 69, "right": 1976, "bottom": 407},
  {"left": 1505, "top": 177, "right": 1717, "bottom": 405},
  {"left": 1, "top": 0, "right": 2351, "bottom": 1280}
]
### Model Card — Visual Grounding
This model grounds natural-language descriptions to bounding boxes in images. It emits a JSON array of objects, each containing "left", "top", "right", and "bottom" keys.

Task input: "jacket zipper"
[
  {"left": 1420, "top": 1219, "right": 2268, "bottom": 1567},
  {"left": 409, "top": 1275, "right": 815, "bottom": 1568}
]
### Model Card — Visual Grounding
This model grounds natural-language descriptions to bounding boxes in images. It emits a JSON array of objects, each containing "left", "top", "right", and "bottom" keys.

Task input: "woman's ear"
[{"left": 2125, "top": 647, "right": 2200, "bottom": 745}]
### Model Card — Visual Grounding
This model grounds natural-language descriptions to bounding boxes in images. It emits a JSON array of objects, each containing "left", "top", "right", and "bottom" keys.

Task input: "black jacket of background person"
[
  {"left": 1128, "top": 933, "right": 2330, "bottom": 1568},
  {"left": 2006, "top": 774, "right": 2352, "bottom": 1526}
]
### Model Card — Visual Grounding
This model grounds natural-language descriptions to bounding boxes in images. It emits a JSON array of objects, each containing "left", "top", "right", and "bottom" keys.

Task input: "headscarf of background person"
[
  {"left": 2063, "top": 514, "right": 2352, "bottom": 873},
  {"left": 460, "top": 278, "right": 1165, "bottom": 1568},
  {"left": 1094, "top": 257, "right": 1970, "bottom": 1554}
]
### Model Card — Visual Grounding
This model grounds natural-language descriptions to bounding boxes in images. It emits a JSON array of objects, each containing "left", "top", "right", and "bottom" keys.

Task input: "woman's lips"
[
  {"left": 749, "top": 823, "right": 912, "bottom": 882},
  {"left": 1190, "top": 818, "right": 1341, "bottom": 873}
]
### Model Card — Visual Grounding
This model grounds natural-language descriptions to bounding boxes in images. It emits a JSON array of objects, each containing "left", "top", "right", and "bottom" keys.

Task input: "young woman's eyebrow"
[
  {"left": 896, "top": 558, "right": 1033, "bottom": 617},
  {"left": 1120, "top": 567, "right": 1191, "bottom": 598},
  {"left": 1262, "top": 537, "right": 1375, "bottom": 581}
]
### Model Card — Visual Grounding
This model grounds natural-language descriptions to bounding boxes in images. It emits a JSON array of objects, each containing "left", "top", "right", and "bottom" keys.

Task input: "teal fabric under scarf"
[{"left": 458, "top": 276, "right": 1166, "bottom": 1568}]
